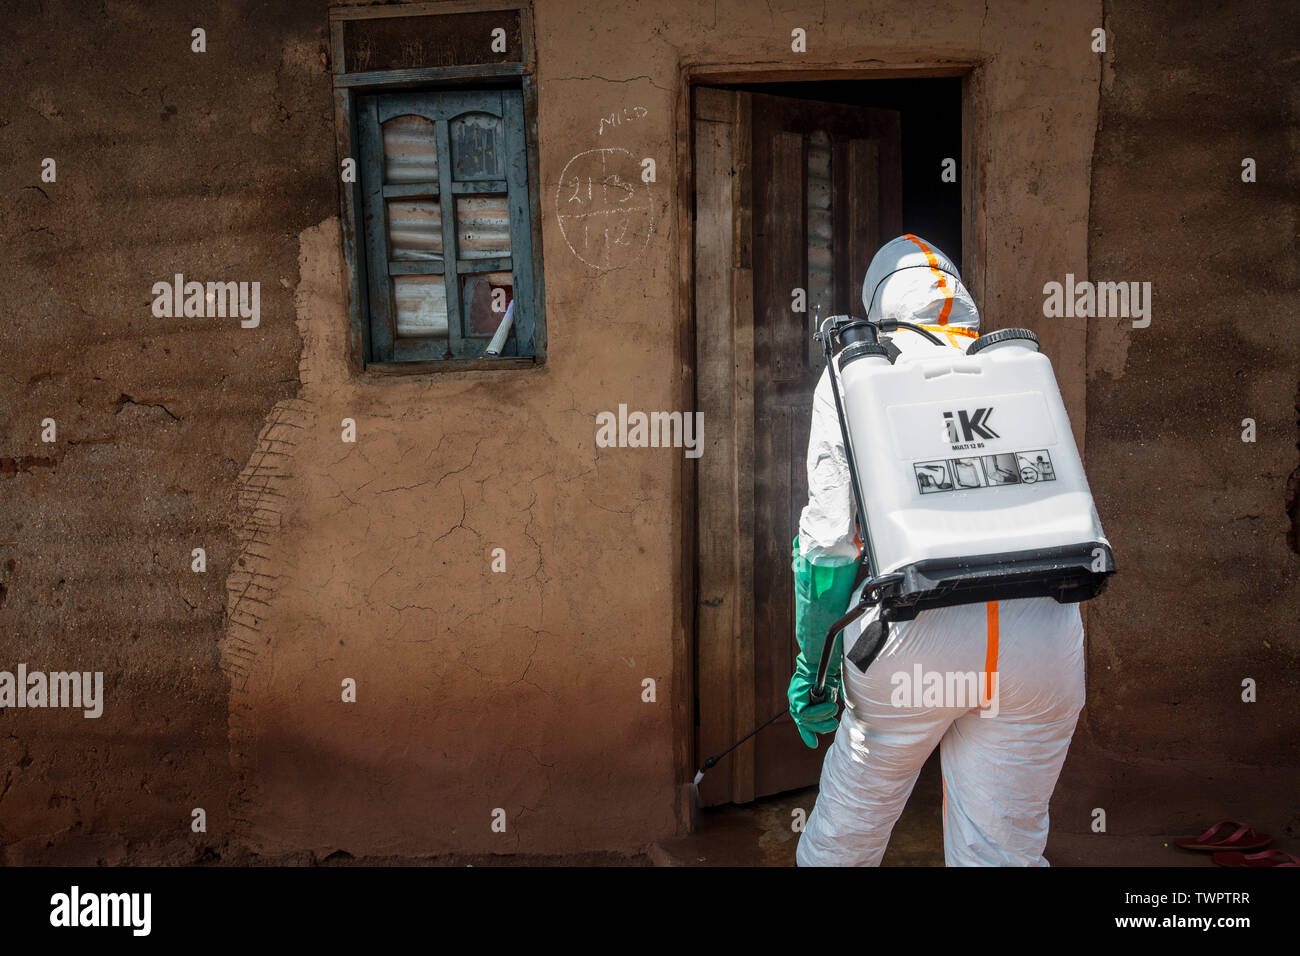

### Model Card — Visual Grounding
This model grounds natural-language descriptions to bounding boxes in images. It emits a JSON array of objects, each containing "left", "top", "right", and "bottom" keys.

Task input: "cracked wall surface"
[
  {"left": 221, "top": 218, "right": 671, "bottom": 854},
  {"left": 0, "top": 0, "right": 331, "bottom": 862}
]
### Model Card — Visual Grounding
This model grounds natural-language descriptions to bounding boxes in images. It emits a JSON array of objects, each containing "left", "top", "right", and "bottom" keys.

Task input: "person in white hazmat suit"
[{"left": 789, "top": 235, "right": 1085, "bottom": 867}]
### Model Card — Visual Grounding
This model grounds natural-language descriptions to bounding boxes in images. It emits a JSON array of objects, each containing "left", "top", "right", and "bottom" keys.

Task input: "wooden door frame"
[{"left": 672, "top": 59, "right": 986, "bottom": 820}]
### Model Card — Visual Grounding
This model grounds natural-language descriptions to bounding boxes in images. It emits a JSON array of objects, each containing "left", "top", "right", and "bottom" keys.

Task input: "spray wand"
[{"left": 692, "top": 708, "right": 790, "bottom": 787}]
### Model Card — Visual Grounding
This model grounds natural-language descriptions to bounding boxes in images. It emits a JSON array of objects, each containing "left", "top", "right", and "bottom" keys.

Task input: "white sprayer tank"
[{"left": 836, "top": 328, "right": 1114, "bottom": 618}]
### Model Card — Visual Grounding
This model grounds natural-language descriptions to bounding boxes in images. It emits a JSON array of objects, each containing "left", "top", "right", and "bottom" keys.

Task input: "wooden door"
[{"left": 694, "top": 87, "right": 901, "bottom": 805}]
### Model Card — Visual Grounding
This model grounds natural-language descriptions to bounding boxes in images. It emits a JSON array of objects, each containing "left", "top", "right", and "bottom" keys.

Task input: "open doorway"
[
  {"left": 692, "top": 77, "right": 965, "bottom": 806},
  {"left": 738, "top": 78, "right": 963, "bottom": 262}
]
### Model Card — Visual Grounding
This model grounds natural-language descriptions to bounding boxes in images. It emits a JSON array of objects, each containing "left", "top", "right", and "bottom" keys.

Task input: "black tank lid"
[
  {"left": 838, "top": 340, "right": 892, "bottom": 369},
  {"left": 965, "top": 327, "right": 1040, "bottom": 355}
]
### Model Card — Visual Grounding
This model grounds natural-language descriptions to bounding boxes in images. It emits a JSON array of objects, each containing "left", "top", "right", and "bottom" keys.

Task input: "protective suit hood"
[{"left": 862, "top": 234, "right": 980, "bottom": 334}]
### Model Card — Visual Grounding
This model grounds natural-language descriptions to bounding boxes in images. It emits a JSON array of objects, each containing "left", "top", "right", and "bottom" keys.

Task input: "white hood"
[{"left": 861, "top": 234, "right": 979, "bottom": 335}]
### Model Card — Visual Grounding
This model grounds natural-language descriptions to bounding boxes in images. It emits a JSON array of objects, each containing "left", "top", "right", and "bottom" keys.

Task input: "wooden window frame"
[{"left": 330, "top": 2, "right": 546, "bottom": 375}]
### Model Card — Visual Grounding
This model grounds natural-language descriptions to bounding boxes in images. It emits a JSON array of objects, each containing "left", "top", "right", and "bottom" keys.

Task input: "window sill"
[{"left": 364, "top": 355, "right": 543, "bottom": 376}]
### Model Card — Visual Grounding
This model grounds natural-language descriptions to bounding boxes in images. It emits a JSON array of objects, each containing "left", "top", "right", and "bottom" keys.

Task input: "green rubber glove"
[{"left": 788, "top": 536, "right": 859, "bottom": 748}]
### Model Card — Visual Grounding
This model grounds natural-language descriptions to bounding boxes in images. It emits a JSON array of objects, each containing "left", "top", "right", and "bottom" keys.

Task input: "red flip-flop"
[
  {"left": 1173, "top": 820, "right": 1273, "bottom": 852},
  {"left": 1213, "top": 849, "right": 1299, "bottom": 868}
]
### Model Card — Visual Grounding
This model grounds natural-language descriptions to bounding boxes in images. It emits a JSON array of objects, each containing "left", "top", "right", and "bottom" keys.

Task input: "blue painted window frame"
[{"left": 330, "top": 4, "right": 545, "bottom": 374}]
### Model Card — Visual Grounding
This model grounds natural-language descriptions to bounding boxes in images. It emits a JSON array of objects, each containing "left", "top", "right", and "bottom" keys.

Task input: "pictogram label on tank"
[{"left": 914, "top": 449, "right": 1056, "bottom": 495}]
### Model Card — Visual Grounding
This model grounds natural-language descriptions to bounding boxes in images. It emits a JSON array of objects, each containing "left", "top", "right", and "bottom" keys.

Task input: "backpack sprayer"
[{"left": 694, "top": 308, "right": 1115, "bottom": 786}]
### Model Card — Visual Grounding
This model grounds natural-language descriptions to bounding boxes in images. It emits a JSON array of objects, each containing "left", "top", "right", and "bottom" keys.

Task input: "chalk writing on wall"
[
  {"left": 598, "top": 105, "right": 648, "bottom": 136},
  {"left": 555, "top": 147, "right": 654, "bottom": 269}
]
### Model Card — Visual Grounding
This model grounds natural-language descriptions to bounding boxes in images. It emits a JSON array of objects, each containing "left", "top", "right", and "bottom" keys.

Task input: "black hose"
[{"left": 882, "top": 320, "right": 945, "bottom": 345}]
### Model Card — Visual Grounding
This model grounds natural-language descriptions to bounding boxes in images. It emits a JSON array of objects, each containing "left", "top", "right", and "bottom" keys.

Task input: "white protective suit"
[{"left": 796, "top": 235, "right": 1085, "bottom": 867}]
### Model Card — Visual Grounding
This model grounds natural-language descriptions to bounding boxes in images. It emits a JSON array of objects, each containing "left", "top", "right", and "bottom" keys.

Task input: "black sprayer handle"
[
  {"left": 808, "top": 602, "right": 871, "bottom": 704},
  {"left": 809, "top": 573, "right": 904, "bottom": 703}
]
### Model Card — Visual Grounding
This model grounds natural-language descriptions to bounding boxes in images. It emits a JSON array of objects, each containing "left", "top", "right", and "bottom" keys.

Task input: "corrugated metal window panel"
[
  {"left": 382, "top": 115, "right": 439, "bottom": 184},
  {"left": 386, "top": 199, "right": 443, "bottom": 260},
  {"left": 456, "top": 195, "right": 511, "bottom": 259},
  {"left": 392, "top": 274, "right": 448, "bottom": 336}
]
